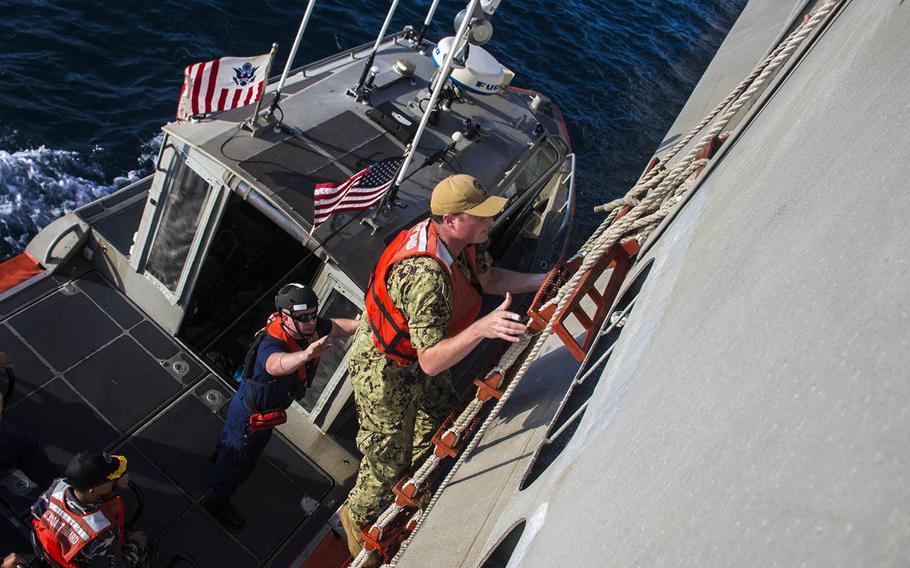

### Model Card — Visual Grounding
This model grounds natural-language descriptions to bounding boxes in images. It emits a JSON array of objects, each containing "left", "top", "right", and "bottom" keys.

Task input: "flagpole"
[
  {"left": 376, "top": 0, "right": 481, "bottom": 212},
  {"left": 247, "top": 43, "right": 279, "bottom": 136},
  {"left": 351, "top": 0, "right": 400, "bottom": 100},
  {"left": 266, "top": 0, "right": 318, "bottom": 118}
]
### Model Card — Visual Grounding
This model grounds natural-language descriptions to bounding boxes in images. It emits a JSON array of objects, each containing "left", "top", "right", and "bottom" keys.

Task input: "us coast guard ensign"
[{"left": 177, "top": 53, "right": 269, "bottom": 120}]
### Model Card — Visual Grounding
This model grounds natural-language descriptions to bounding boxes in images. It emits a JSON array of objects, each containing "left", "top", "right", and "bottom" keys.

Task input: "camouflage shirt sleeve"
[
  {"left": 473, "top": 240, "right": 492, "bottom": 276},
  {"left": 387, "top": 256, "right": 451, "bottom": 350}
]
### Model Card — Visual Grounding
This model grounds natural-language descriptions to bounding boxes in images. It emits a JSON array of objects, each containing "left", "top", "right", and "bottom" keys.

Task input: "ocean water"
[{"left": 0, "top": 0, "right": 745, "bottom": 261}]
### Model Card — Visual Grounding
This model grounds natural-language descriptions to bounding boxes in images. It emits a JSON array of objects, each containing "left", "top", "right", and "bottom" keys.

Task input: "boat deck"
[{"left": 0, "top": 269, "right": 337, "bottom": 566}]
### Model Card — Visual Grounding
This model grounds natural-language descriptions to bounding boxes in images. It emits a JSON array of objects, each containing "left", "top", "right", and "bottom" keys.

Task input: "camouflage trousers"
[{"left": 346, "top": 358, "right": 459, "bottom": 528}]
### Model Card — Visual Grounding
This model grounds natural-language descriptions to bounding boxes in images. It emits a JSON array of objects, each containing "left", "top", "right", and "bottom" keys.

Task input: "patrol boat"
[
  {"left": 0, "top": 0, "right": 575, "bottom": 565},
  {"left": 6, "top": 0, "right": 906, "bottom": 566}
]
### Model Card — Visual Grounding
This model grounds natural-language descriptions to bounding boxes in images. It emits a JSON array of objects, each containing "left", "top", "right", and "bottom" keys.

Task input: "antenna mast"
[
  {"left": 265, "top": 0, "right": 319, "bottom": 119},
  {"left": 366, "top": 0, "right": 483, "bottom": 225}
]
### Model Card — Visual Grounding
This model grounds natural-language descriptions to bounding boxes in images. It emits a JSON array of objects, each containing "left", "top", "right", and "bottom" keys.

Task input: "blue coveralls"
[{"left": 209, "top": 318, "right": 330, "bottom": 501}]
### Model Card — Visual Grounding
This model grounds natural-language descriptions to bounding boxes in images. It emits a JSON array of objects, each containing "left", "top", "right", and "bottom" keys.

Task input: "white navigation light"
[
  {"left": 433, "top": 36, "right": 505, "bottom": 96},
  {"left": 454, "top": 9, "right": 494, "bottom": 45}
]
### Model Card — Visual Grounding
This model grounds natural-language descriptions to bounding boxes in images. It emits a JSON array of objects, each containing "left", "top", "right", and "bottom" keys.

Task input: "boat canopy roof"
[{"left": 161, "top": 35, "right": 567, "bottom": 288}]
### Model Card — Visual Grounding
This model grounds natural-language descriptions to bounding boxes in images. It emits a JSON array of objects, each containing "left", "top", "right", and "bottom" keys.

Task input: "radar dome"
[{"left": 432, "top": 37, "right": 504, "bottom": 96}]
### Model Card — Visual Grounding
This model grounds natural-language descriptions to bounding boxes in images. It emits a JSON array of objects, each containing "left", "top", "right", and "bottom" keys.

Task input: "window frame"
[
  {"left": 138, "top": 141, "right": 229, "bottom": 305},
  {"left": 493, "top": 138, "right": 565, "bottom": 234},
  {"left": 288, "top": 265, "right": 364, "bottom": 428}
]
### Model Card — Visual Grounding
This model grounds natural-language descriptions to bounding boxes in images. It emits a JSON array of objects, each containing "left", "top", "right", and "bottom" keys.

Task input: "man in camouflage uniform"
[{"left": 341, "top": 174, "right": 547, "bottom": 560}]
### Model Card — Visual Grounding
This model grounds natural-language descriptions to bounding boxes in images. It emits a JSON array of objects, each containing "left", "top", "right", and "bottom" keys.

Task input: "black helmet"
[{"left": 275, "top": 283, "right": 318, "bottom": 314}]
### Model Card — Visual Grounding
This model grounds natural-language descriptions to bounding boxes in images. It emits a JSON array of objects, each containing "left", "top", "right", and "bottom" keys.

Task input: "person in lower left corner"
[
  {"left": 203, "top": 283, "right": 358, "bottom": 529},
  {"left": 0, "top": 351, "right": 60, "bottom": 489},
  {"left": 30, "top": 451, "right": 155, "bottom": 568}
]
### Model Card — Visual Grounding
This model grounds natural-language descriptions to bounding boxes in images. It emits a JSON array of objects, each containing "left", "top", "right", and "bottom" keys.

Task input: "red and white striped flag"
[
  {"left": 312, "top": 157, "right": 405, "bottom": 230},
  {"left": 176, "top": 54, "right": 270, "bottom": 120}
]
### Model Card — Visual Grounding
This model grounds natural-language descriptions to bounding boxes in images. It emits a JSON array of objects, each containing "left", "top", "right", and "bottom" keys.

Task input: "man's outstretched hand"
[{"left": 472, "top": 293, "right": 527, "bottom": 343}]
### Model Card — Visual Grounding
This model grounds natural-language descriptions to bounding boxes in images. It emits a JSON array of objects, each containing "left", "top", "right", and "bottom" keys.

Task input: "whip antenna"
[
  {"left": 350, "top": 0, "right": 401, "bottom": 101},
  {"left": 409, "top": 0, "right": 443, "bottom": 46}
]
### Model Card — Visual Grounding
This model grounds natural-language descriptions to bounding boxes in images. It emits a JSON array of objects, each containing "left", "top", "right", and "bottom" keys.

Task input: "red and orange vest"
[
  {"left": 366, "top": 219, "right": 483, "bottom": 366},
  {"left": 33, "top": 479, "right": 124, "bottom": 568},
  {"left": 263, "top": 313, "right": 316, "bottom": 383}
]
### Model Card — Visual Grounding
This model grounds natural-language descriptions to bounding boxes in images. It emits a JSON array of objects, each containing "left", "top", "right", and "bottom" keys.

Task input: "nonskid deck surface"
[{"left": 0, "top": 270, "right": 332, "bottom": 565}]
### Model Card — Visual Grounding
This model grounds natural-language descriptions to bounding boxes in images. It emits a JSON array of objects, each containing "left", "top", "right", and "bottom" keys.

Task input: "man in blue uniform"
[{"left": 202, "top": 283, "right": 358, "bottom": 528}]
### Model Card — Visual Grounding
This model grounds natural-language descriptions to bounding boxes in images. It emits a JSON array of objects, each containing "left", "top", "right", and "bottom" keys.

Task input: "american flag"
[
  {"left": 176, "top": 53, "right": 269, "bottom": 120},
  {"left": 312, "top": 157, "right": 404, "bottom": 229}
]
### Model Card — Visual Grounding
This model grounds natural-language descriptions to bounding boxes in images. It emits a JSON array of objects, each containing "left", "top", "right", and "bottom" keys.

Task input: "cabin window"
[
  {"left": 490, "top": 142, "right": 564, "bottom": 264},
  {"left": 480, "top": 520, "right": 527, "bottom": 568},
  {"left": 297, "top": 287, "right": 360, "bottom": 413},
  {"left": 145, "top": 154, "right": 213, "bottom": 293},
  {"left": 519, "top": 260, "right": 653, "bottom": 491},
  {"left": 500, "top": 141, "right": 559, "bottom": 203}
]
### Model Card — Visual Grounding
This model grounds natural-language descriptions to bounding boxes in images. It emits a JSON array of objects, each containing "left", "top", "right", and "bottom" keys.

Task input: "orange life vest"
[
  {"left": 365, "top": 218, "right": 483, "bottom": 366},
  {"left": 33, "top": 479, "right": 124, "bottom": 568},
  {"left": 240, "top": 313, "right": 324, "bottom": 417},
  {"left": 263, "top": 313, "right": 315, "bottom": 383}
]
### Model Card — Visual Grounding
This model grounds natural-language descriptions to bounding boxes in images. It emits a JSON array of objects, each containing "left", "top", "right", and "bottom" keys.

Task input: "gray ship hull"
[{"left": 397, "top": 1, "right": 910, "bottom": 566}]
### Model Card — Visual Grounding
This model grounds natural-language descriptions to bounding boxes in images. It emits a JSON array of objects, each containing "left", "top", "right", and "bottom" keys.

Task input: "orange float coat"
[{"left": 365, "top": 219, "right": 483, "bottom": 366}]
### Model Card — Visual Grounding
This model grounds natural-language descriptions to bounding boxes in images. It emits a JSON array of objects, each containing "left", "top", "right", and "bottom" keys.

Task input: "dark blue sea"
[{"left": 0, "top": 0, "right": 745, "bottom": 261}]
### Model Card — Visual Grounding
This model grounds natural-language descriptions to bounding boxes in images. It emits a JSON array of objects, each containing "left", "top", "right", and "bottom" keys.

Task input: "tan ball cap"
[{"left": 430, "top": 174, "right": 507, "bottom": 217}]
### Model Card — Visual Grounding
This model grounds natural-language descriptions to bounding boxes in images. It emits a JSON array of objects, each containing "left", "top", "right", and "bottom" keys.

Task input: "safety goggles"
[{"left": 291, "top": 310, "right": 318, "bottom": 323}]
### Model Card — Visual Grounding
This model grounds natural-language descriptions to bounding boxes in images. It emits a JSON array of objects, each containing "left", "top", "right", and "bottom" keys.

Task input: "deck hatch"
[
  {"left": 129, "top": 320, "right": 180, "bottom": 360},
  {"left": 115, "top": 443, "right": 192, "bottom": 539},
  {"left": 3, "top": 378, "right": 119, "bottom": 470},
  {"left": 304, "top": 110, "right": 385, "bottom": 160},
  {"left": 76, "top": 272, "right": 143, "bottom": 328},
  {"left": 155, "top": 507, "right": 256, "bottom": 566},
  {"left": 132, "top": 394, "right": 226, "bottom": 499}
]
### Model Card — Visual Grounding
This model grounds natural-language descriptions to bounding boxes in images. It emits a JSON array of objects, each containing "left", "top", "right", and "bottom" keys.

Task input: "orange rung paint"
[
  {"left": 392, "top": 479, "right": 420, "bottom": 508},
  {"left": 551, "top": 238, "right": 640, "bottom": 361},
  {"left": 431, "top": 415, "right": 460, "bottom": 459},
  {"left": 527, "top": 256, "right": 582, "bottom": 332},
  {"left": 473, "top": 371, "right": 504, "bottom": 401},
  {"left": 362, "top": 519, "right": 407, "bottom": 562}
]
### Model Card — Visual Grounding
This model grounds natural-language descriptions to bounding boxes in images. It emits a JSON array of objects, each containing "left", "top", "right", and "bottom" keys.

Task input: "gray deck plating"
[{"left": 0, "top": 272, "right": 334, "bottom": 565}]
